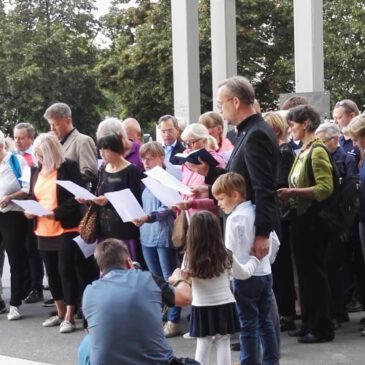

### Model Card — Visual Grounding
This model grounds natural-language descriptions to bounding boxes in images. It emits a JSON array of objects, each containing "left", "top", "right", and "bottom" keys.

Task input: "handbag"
[
  {"left": 79, "top": 164, "right": 105, "bottom": 243},
  {"left": 79, "top": 203, "right": 99, "bottom": 243},
  {"left": 171, "top": 210, "right": 189, "bottom": 248}
]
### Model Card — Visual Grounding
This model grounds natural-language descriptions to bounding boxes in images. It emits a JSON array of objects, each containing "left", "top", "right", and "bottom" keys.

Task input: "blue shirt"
[
  {"left": 339, "top": 135, "right": 361, "bottom": 166},
  {"left": 331, "top": 146, "right": 358, "bottom": 177},
  {"left": 140, "top": 187, "right": 175, "bottom": 248},
  {"left": 82, "top": 269, "right": 174, "bottom": 365}
]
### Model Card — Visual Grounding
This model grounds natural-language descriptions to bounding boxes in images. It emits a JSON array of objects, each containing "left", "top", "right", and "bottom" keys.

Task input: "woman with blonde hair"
[
  {"left": 176, "top": 124, "right": 226, "bottom": 216},
  {"left": 25, "top": 133, "right": 96, "bottom": 333},
  {"left": 264, "top": 111, "right": 297, "bottom": 332}
]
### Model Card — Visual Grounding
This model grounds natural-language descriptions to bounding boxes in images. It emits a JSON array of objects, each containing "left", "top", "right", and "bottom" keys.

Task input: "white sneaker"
[
  {"left": 183, "top": 332, "right": 195, "bottom": 340},
  {"left": 59, "top": 320, "right": 76, "bottom": 333},
  {"left": 163, "top": 321, "right": 183, "bottom": 338},
  {"left": 43, "top": 315, "right": 62, "bottom": 327},
  {"left": 7, "top": 305, "right": 21, "bottom": 320}
]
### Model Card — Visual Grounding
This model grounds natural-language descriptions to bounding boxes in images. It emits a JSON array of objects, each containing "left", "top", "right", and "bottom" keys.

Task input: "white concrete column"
[
  {"left": 294, "top": 0, "right": 324, "bottom": 92},
  {"left": 210, "top": 0, "right": 237, "bottom": 109},
  {"left": 171, "top": 0, "right": 200, "bottom": 124}
]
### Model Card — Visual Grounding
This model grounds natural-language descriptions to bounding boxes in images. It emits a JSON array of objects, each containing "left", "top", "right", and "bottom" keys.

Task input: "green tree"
[
  {"left": 324, "top": 0, "right": 365, "bottom": 110},
  {"left": 0, "top": 0, "right": 105, "bottom": 135}
]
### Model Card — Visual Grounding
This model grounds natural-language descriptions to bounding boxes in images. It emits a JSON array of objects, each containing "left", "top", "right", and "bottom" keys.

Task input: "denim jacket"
[{"left": 140, "top": 187, "right": 175, "bottom": 248}]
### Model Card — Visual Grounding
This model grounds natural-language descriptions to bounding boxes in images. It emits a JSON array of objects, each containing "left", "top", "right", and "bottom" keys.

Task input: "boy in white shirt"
[{"left": 212, "top": 172, "right": 279, "bottom": 365}]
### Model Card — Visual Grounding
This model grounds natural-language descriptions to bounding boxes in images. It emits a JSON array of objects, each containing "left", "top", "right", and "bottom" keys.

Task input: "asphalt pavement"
[{"left": 1, "top": 256, "right": 365, "bottom": 365}]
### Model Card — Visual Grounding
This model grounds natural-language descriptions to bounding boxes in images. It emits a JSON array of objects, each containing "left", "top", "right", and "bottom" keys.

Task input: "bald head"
[{"left": 122, "top": 118, "right": 142, "bottom": 143}]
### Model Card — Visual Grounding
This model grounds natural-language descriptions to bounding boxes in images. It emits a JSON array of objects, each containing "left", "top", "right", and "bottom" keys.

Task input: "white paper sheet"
[
  {"left": 56, "top": 180, "right": 96, "bottom": 200},
  {"left": 104, "top": 189, "right": 145, "bottom": 222},
  {"left": 73, "top": 235, "right": 97, "bottom": 258},
  {"left": 12, "top": 199, "right": 51, "bottom": 217},
  {"left": 142, "top": 177, "right": 182, "bottom": 207},
  {"left": 145, "top": 166, "right": 192, "bottom": 195},
  {"left": 164, "top": 160, "right": 182, "bottom": 181}
]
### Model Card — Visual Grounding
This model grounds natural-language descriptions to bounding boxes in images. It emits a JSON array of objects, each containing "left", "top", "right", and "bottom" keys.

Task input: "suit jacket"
[
  {"left": 207, "top": 113, "right": 280, "bottom": 237},
  {"left": 29, "top": 159, "right": 83, "bottom": 229},
  {"left": 62, "top": 129, "right": 98, "bottom": 184},
  {"left": 169, "top": 139, "right": 186, "bottom": 165}
]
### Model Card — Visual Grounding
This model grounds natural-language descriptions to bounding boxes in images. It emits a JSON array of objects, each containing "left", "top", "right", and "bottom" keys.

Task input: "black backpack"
[{"left": 307, "top": 144, "right": 360, "bottom": 233}]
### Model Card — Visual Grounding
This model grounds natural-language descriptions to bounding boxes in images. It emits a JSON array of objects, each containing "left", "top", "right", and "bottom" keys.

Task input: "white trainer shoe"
[
  {"left": 59, "top": 320, "right": 76, "bottom": 333},
  {"left": 43, "top": 315, "right": 62, "bottom": 327},
  {"left": 7, "top": 305, "right": 21, "bottom": 320}
]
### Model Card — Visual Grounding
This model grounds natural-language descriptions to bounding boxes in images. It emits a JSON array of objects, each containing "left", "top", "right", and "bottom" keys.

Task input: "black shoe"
[
  {"left": 43, "top": 298, "right": 55, "bottom": 307},
  {"left": 24, "top": 290, "right": 44, "bottom": 304},
  {"left": 280, "top": 318, "right": 296, "bottom": 332},
  {"left": 230, "top": 342, "right": 240, "bottom": 351},
  {"left": 359, "top": 317, "right": 365, "bottom": 325},
  {"left": 288, "top": 328, "right": 308, "bottom": 337},
  {"left": 346, "top": 299, "right": 363, "bottom": 313},
  {"left": 0, "top": 299, "right": 6, "bottom": 314},
  {"left": 298, "top": 332, "right": 334, "bottom": 344}
]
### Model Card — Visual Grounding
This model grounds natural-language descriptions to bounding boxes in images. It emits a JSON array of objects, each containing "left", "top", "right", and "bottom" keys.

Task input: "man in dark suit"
[
  {"left": 158, "top": 115, "right": 185, "bottom": 165},
  {"left": 188, "top": 76, "right": 280, "bottom": 364}
]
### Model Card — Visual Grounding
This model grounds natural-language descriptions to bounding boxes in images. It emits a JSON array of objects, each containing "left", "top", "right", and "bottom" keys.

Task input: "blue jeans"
[
  {"left": 78, "top": 335, "right": 90, "bottom": 365},
  {"left": 142, "top": 246, "right": 181, "bottom": 323},
  {"left": 234, "top": 275, "right": 279, "bottom": 365}
]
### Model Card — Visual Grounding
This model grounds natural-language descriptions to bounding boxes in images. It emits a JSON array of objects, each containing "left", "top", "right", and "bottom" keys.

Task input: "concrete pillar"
[
  {"left": 171, "top": 0, "right": 200, "bottom": 124},
  {"left": 293, "top": 0, "right": 324, "bottom": 92},
  {"left": 210, "top": 0, "right": 237, "bottom": 109}
]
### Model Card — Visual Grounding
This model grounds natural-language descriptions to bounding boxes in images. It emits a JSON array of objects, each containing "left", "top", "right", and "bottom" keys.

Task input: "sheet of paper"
[
  {"left": 164, "top": 160, "right": 182, "bottom": 181},
  {"left": 73, "top": 235, "right": 97, "bottom": 258},
  {"left": 104, "top": 189, "right": 145, "bottom": 222},
  {"left": 56, "top": 180, "right": 96, "bottom": 200},
  {"left": 145, "top": 166, "right": 192, "bottom": 195},
  {"left": 12, "top": 199, "right": 51, "bottom": 217},
  {"left": 142, "top": 177, "right": 182, "bottom": 207}
]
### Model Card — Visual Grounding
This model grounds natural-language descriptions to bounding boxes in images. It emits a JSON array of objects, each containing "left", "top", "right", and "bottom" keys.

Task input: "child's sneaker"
[{"left": 163, "top": 321, "right": 182, "bottom": 338}]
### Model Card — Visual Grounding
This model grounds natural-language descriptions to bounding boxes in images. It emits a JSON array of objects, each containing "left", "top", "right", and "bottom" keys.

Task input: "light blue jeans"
[{"left": 142, "top": 246, "right": 181, "bottom": 323}]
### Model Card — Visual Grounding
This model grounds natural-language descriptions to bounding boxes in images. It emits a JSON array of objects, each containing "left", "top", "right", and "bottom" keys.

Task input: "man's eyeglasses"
[
  {"left": 217, "top": 97, "right": 234, "bottom": 111},
  {"left": 183, "top": 138, "right": 202, "bottom": 148}
]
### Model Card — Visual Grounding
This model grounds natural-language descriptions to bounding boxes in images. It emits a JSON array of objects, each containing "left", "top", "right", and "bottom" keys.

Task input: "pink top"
[{"left": 181, "top": 150, "right": 226, "bottom": 216}]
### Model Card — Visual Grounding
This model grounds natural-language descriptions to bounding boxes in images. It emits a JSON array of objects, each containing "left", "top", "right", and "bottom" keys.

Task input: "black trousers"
[
  {"left": 272, "top": 219, "right": 296, "bottom": 317},
  {"left": 41, "top": 232, "right": 98, "bottom": 306},
  {"left": 0, "top": 211, "right": 28, "bottom": 306},
  {"left": 23, "top": 220, "right": 44, "bottom": 293},
  {"left": 291, "top": 208, "right": 333, "bottom": 337}
]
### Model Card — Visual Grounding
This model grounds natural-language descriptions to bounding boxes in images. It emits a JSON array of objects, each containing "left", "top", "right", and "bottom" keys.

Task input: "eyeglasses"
[
  {"left": 217, "top": 97, "right": 234, "bottom": 111},
  {"left": 183, "top": 138, "right": 202, "bottom": 148}
]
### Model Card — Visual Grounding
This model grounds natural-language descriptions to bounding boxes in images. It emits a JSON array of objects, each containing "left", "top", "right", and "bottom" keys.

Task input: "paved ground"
[{"left": 1, "top": 256, "right": 365, "bottom": 365}]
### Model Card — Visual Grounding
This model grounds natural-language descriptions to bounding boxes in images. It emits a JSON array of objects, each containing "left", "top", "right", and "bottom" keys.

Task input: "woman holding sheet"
[
  {"left": 26, "top": 133, "right": 98, "bottom": 333},
  {"left": 91, "top": 133, "right": 143, "bottom": 263}
]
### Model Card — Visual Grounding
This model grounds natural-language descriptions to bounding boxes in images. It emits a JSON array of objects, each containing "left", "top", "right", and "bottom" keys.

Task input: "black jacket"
[
  {"left": 29, "top": 159, "right": 83, "bottom": 229},
  {"left": 206, "top": 113, "right": 280, "bottom": 237},
  {"left": 169, "top": 140, "right": 186, "bottom": 165}
]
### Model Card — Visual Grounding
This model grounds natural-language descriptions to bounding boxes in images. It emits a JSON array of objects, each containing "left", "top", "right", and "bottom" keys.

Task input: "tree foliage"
[
  {"left": 0, "top": 0, "right": 105, "bottom": 135},
  {"left": 0, "top": 0, "right": 364, "bottom": 138},
  {"left": 323, "top": 0, "right": 365, "bottom": 110}
]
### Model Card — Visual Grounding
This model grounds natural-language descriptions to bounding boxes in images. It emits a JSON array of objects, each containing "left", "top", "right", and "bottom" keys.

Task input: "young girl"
[{"left": 182, "top": 210, "right": 259, "bottom": 365}]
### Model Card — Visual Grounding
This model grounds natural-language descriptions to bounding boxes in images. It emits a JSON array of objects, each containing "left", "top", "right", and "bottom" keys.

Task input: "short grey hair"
[
  {"left": 218, "top": 76, "right": 255, "bottom": 105},
  {"left": 315, "top": 122, "right": 341, "bottom": 139},
  {"left": 14, "top": 122, "right": 36, "bottom": 140},
  {"left": 43, "top": 103, "right": 72, "bottom": 120},
  {"left": 96, "top": 117, "right": 125, "bottom": 141},
  {"left": 181, "top": 123, "right": 210, "bottom": 141},
  {"left": 158, "top": 115, "right": 179, "bottom": 130}
]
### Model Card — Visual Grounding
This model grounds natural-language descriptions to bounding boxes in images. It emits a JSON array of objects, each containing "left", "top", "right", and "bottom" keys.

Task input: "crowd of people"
[{"left": 0, "top": 75, "right": 365, "bottom": 365}]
